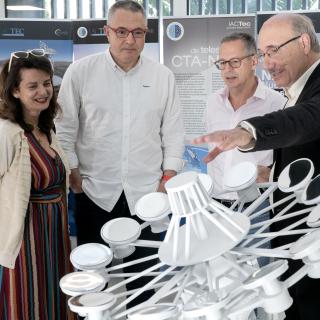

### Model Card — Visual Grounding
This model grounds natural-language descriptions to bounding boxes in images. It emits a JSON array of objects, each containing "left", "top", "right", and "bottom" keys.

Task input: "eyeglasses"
[
  {"left": 8, "top": 48, "right": 46, "bottom": 72},
  {"left": 257, "top": 35, "right": 301, "bottom": 62},
  {"left": 108, "top": 26, "right": 147, "bottom": 39},
  {"left": 214, "top": 54, "right": 255, "bottom": 70}
]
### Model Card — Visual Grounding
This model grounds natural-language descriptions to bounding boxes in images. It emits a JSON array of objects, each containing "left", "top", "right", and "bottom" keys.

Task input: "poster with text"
[
  {"left": 0, "top": 20, "right": 73, "bottom": 89},
  {"left": 72, "top": 18, "right": 159, "bottom": 62},
  {"left": 163, "top": 15, "right": 255, "bottom": 172}
]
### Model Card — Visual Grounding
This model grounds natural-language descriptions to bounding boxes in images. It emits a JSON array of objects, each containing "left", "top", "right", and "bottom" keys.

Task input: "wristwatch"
[{"left": 237, "top": 121, "right": 257, "bottom": 150}]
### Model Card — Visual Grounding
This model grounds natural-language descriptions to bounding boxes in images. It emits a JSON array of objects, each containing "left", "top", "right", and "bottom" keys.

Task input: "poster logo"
[
  {"left": 55, "top": 28, "right": 68, "bottom": 37},
  {"left": 1, "top": 27, "right": 24, "bottom": 37},
  {"left": 90, "top": 27, "right": 105, "bottom": 37},
  {"left": 227, "top": 20, "right": 251, "bottom": 30},
  {"left": 77, "top": 27, "right": 88, "bottom": 38},
  {"left": 166, "top": 22, "right": 184, "bottom": 41}
]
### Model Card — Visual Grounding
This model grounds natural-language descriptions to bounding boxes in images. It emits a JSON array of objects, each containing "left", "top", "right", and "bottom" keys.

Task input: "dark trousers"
[
  {"left": 282, "top": 260, "right": 320, "bottom": 320},
  {"left": 271, "top": 225, "right": 320, "bottom": 320},
  {"left": 74, "top": 192, "right": 161, "bottom": 307},
  {"left": 271, "top": 199, "right": 320, "bottom": 320}
]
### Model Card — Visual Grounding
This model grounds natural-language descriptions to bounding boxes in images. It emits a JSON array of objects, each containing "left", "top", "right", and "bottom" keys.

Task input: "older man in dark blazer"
[{"left": 194, "top": 13, "right": 320, "bottom": 320}]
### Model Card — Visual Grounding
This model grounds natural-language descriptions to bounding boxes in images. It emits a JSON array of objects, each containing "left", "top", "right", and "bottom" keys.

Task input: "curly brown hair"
[{"left": 0, "top": 54, "right": 60, "bottom": 142}]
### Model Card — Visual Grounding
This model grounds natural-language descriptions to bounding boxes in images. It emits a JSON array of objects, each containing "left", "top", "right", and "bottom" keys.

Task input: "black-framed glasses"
[
  {"left": 257, "top": 35, "right": 301, "bottom": 62},
  {"left": 108, "top": 26, "right": 147, "bottom": 39},
  {"left": 214, "top": 54, "right": 255, "bottom": 70},
  {"left": 8, "top": 48, "right": 46, "bottom": 72}
]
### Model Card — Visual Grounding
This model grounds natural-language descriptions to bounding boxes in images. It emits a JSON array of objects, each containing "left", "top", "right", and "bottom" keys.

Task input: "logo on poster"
[
  {"left": 257, "top": 69, "right": 276, "bottom": 88},
  {"left": 77, "top": 27, "right": 88, "bottom": 39},
  {"left": 227, "top": 20, "right": 251, "bottom": 30},
  {"left": 55, "top": 29, "right": 68, "bottom": 37},
  {"left": 1, "top": 28, "right": 24, "bottom": 37},
  {"left": 90, "top": 27, "right": 105, "bottom": 36},
  {"left": 166, "top": 22, "right": 184, "bottom": 41}
]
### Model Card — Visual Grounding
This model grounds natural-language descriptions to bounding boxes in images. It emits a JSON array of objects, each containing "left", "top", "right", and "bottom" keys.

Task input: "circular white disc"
[
  {"left": 165, "top": 171, "right": 198, "bottom": 191},
  {"left": 278, "top": 158, "right": 314, "bottom": 193},
  {"left": 307, "top": 205, "right": 320, "bottom": 227},
  {"left": 128, "top": 303, "right": 179, "bottom": 320},
  {"left": 68, "top": 292, "right": 116, "bottom": 314},
  {"left": 70, "top": 291, "right": 116, "bottom": 309},
  {"left": 302, "top": 175, "right": 320, "bottom": 205},
  {"left": 71, "top": 243, "right": 113, "bottom": 270},
  {"left": 224, "top": 162, "right": 257, "bottom": 190},
  {"left": 243, "top": 260, "right": 288, "bottom": 289},
  {"left": 135, "top": 192, "right": 171, "bottom": 221},
  {"left": 101, "top": 218, "right": 141, "bottom": 244},
  {"left": 290, "top": 229, "right": 320, "bottom": 259},
  {"left": 60, "top": 272, "right": 106, "bottom": 296}
]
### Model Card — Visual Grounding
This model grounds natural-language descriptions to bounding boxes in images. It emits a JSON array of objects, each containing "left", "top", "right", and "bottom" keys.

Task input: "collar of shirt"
[
  {"left": 285, "top": 58, "right": 320, "bottom": 107},
  {"left": 218, "top": 77, "right": 267, "bottom": 107},
  {"left": 106, "top": 48, "right": 142, "bottom": 74}
]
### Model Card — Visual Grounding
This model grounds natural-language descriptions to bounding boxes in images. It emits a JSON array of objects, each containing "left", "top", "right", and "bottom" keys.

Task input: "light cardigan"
[{"left": 0, "top": 119, "right": 70, "bottom": 269}]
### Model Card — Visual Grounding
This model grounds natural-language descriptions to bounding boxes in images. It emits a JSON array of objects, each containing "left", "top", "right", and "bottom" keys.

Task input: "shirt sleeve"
[
  {"left": 55, "top": 63, "right": 81, "bottom": 169},
  {"left": 248, "top": 95, "right": 320, "bottom": 151},
  {"left": 160, "top": 71, "right": 185, "bottom": 172}
]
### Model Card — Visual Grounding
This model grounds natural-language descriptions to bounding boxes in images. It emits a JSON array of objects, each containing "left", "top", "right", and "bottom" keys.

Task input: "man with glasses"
[
  {"left": 206, "top": 32, "right": 285, "bottom": 206},
  {"left": 194, "top": 13, "right": 320, "bottom": 320},
  {"left": 56, "top": 0, "right": 184, "bottom": 306}
]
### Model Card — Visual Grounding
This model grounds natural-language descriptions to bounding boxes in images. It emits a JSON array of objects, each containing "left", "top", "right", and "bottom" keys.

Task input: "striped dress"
[{"left": 0, "top": 132, "right": 75, "bottom": 320}]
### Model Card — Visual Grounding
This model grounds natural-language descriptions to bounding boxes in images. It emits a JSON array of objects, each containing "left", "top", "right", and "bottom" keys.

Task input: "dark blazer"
[
  {"left": 247, "top": 62, "right": 320, "bottom": 320},
  {"left": 248, "top": 63, "right": 320, "bottom": 180}
]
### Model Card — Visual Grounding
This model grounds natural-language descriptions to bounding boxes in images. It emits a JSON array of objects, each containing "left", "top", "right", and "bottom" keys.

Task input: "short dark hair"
[
  {"left": 0, "top": 54, "right": 59, "bottom": 141},
  {"left": 108, "top": 0, "right": 146, "bottom": 23},
  {"left": 220, "top": 32, "right": 257, "bottom": 54}
]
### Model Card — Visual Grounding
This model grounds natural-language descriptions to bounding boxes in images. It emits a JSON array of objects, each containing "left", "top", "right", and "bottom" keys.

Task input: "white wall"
[{"left": 0, "top": 0, "right": 5, "bottom": 18}]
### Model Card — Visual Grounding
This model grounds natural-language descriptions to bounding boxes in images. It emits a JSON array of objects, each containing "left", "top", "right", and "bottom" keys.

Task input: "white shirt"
[
  {"left": 285, "top": 59, "right": 320, "bottom": 107},
  {"left": 56, "top": 49, "right": 185, "bottom": 213},
  {"left": 205, "top": 78, "right": 287, "bottom": 200}
]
